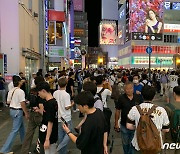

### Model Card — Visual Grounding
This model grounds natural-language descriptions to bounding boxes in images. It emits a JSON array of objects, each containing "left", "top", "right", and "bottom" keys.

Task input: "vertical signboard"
[
  {"left": 70, "top": 0, "right": 75, "bottom": 59},
  {"left": 45, "top": 0, "right": 49, "bottom": 55},
  {"left": 125, "top": 0, "right": 130, "bottom": 42},
  {"left": 3, "top": 54, "right": 7, "bottom": 74}
]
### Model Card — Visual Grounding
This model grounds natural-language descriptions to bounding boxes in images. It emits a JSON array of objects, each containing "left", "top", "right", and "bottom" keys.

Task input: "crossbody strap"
[{"left": 10, "top": 88, "right": 18, "bottom": 102}]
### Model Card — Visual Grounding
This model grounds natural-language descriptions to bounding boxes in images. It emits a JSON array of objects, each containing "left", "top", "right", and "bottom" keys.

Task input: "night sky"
[{"left": 85, "top": 0, "right": 101, "bottom": 47}]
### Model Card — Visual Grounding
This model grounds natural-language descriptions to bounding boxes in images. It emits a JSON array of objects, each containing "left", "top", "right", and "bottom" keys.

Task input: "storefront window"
[
  {"left": 48, "top": 0, "right": 54, "bottom": 9},
  {"left": 56, "top": 22, "right": 63, "bottom": 46},
  {"left": 48, "top": 21, "right": 55, "bottom": 45}
]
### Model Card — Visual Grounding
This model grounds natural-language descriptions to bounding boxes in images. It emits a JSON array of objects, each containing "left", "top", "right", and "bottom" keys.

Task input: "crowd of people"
[{"left": 0, "top": 67, "right": 180, "bottom": 154}]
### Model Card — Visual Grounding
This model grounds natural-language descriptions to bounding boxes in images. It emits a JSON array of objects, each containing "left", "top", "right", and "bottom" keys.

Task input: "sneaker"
[{"left": 6, "top": 152, "right": 14, "bottom": 154}]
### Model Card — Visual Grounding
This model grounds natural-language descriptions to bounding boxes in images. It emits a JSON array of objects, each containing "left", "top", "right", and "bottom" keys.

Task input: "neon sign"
[{"left": 45, "top": 0, "right": 48, "bottom": 55}]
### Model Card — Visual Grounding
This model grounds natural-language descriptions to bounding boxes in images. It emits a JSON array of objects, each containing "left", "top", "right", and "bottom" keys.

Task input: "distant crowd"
[{"left": 0, "top": 67, "right": 180, "bottom": 154}]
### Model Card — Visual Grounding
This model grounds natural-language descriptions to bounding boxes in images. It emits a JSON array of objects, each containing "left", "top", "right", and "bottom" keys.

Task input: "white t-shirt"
[
  {"left": 8, "top": 81, "right": 14, "bottom": 91},
  {"left": 127, "top": 103, "right": 170, "bottom": 151},
  {"left": 7, "top": 87, "right": 25, "bottom": 109},
  {"left": 53, "top": 90, "right": 71, "bottom": 122},
  {"left": 140, "top": 80, "right": 151, "bottom": 86},
  {"left": 94, "top": 94, "right": 103, "bottom": 111},
  {"left": 97, "top": 87, "right": 112, "bottom": 108},
  {"left": 168, "top": 75, "right": 178, "bottom": 88}
]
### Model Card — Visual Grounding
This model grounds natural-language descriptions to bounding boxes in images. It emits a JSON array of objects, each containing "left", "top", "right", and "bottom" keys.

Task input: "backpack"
[
  {"left": 136, "top": 105, "right": 161, "bottom": 154},
  {"left": 96, "top": 88, "right": 112, "bottom": 134},
  {"left": 165, "top": 103, "right": 180, "bottom": 142},
  {"left": 28, "top": 88, "right": 38, "bottom": 108}
]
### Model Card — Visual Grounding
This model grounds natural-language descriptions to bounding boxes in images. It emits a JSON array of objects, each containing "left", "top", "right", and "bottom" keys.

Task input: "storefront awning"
[{"left": 22, "top": 48, "right": 41, "bottom": 60}]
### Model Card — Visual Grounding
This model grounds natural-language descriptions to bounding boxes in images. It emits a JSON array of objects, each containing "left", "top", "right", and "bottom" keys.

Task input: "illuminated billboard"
[
  {"left": 172, "top": 2, "right": 180, "bottom": 10},
  {"left": 74, "top": 0, "right": 83, "bottom": 11},
  {"left": 118, "top": 3, "right": 126, "bottom": 45},
  {"left": 130, "top": 0, "right": 164, "bottom": 40},
  {"left": 99, "top": 21, "right": 117, "bottom": 45}
]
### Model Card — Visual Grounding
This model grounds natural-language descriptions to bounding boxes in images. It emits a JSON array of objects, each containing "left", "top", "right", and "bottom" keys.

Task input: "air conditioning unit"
[{"left": 34, "top": 12, "right": 38, "bottom": 17}]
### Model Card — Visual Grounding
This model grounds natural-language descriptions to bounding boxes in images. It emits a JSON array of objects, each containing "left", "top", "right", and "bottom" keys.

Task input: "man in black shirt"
[
  {"left": 21, "top": 76, "right": 45, "bottom": 153},
  {"left": 114, "top": 81, "right": 141, "bottom": 154},
  {"left": 63, "top": 91, "right": 108, "bottom": 154},
  {"left": 36, "top": 81, "right": 58, "bottom": 154}
]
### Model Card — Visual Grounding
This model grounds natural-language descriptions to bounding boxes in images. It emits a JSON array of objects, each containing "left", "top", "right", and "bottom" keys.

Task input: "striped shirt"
[{"left": 127, "top": 103, "right": 170, "bottom": 151}]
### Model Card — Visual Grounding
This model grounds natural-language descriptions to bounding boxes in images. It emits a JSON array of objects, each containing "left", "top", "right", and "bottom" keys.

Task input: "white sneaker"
[{"left": 6, "top": 152, "right": 14, "bottom": 154}]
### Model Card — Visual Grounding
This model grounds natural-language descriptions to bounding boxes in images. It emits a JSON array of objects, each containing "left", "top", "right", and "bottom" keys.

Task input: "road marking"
[{"left": 0, "top": 120, "right": 9, "bottom": 130}]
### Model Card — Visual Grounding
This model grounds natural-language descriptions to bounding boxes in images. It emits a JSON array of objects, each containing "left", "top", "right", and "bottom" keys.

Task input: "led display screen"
[
  {"left": 172, "top": 2, "right": 180, "bottom": 10},
  {"left": 130, "top": 0, "right": 164, "bottom": 34},
  {"left": 74, "top": 0, "right": 83, "bottom": 11},
  {"left": 130, "top": 0, "right": 164, "bottom": 41},
  {"left": 118, "top": 3, "right": 126, "bottom": 45},
  {"left": 99, "top": 21, "right": 117, "bottom": 45}
]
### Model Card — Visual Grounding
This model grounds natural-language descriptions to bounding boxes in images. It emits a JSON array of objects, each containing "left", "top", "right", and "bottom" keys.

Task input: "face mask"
[{"left": 133, "top": 80, "right": 139, "bottom": 84}]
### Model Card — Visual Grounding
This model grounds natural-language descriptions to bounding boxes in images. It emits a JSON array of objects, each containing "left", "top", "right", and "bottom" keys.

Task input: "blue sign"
[{"left": 146, "top": 47, "right": 152, "bottom": 54}]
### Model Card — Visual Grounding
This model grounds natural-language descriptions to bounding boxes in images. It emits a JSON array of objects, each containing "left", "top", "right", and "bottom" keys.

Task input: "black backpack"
[{"left": 96, "top": 88, "right": 112, "bottom": 135}]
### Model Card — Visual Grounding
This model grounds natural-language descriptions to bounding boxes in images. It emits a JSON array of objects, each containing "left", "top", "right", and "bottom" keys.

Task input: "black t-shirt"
[
  {"left": 76, "top": 109, "right": 108, "bottom": 154},
  {"left": 28, "top": 88, "right": 45, "bottom": 108},
  {"left": 39, "top": 98, "right": 58, "bottom": 144},
  {"left": 116, "top": 93, "right": 141, "bottom": 126},
  {"left": 66, "top": 78, "right": 74, "bottom": 95}
]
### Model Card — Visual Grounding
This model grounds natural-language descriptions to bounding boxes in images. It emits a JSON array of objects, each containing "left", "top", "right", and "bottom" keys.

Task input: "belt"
[{"left": 10, "top": 107, "right": 22, "bottom": 110}]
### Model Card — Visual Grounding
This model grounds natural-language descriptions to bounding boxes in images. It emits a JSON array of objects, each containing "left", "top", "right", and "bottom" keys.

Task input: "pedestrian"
[
  {"left": 35, "top": 81, "right": 58, "bottom": 154},
  {"left": 53, "top": 77, "right": 74, "bottom": 154},
  {"left": 0, "top": 76, "right": 29, "bottom": 153},
  {"left": 62, "top": 91, "right": 108, "bottom": 154},
  {"left": 74, "top": 81, "right": 104, "bottom": 133},
  {"left": 96, "top": 75, "right": 112, "bottom": 108},
  {"left": 114, "top": 81, "right": 141, "bottom": 154},
  {"left": 160, "top": 70, "right": 169, "bottom": 96},
  {"left": 66, "top": 72, "right": 76, "bottom": 111},
  {"left": 166, "top": 71, "right": 178, "bottom": 103},
  {"left": 0, "top": 72, "right": 6, "bottom": 106},
  {"left": 21, "top": 76, "right": 45, "bottom": 154},
  {"left": 127, "top": 85, "right": 170, "bottom": 154}
]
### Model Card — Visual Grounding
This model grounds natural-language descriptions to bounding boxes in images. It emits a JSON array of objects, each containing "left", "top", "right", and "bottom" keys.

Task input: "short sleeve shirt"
[
  {"left": 116, "top": 93, "right": 141, "bottom": 126},
  {"left": 127, "top": 103, "right": 170, "bottom": 150},
  {"left": 8, "top": 87, "right": 25, "bottom": 108}
]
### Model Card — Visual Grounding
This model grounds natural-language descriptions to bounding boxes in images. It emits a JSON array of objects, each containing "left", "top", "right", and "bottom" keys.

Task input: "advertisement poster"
[
  {"left": 118, "top": 3, "right": 126, "bottom": 45},
  {"left": 130, "top": 0, "right": 164, "bottom": 40},
  {"left": 99, "top": 21, "right": 117, "bottom": 45}
]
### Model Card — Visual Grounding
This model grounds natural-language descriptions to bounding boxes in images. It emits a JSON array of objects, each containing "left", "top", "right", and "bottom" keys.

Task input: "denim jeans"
[
  {"left": 120, "top": 125, "right": 135, "bottom": 154},
  {"left": 0, "top": 109, "right": 25, "bottom": 153},
  {"left": 57, "top": 121, "right": 73, "bottom": 154}
]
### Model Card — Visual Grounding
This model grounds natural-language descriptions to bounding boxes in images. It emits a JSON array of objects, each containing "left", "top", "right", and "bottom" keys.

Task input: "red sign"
[{"left": 48, "top": 10, "right": 65, "bottom": 22}]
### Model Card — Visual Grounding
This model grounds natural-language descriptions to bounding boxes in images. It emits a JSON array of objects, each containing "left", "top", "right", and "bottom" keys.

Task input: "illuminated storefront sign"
[
  {"left": 45, "top": 0, "right": 48, "bottom": 55},
  {"left": 132, "top": 45, "right": 180, "bottom": 54},
  {"left": 49, "top": 46, "right": 65, "bottom": 57},
  {"left": 164, "top": 24, "right": 180, "bottom": 33},
  {"left": 132, "top": 57, "right": 173, "bottom": 65}
]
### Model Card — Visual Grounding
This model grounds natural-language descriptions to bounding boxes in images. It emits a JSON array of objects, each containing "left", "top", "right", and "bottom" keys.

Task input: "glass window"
[
  {"left": 56, "top": 22, "right": 63, "bottom": 46},
  {"left": 28, "top": 0, "right": 32, "bottom": 12},
  {"left": 48, "top": 0, "right": 54, "bottom": 9},
  {"left": 48, "top": 21, "right": 55, "bottom": 45}
]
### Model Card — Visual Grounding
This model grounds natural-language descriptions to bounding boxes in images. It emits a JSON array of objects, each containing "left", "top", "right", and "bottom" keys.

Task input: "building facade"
[
  {"left": 0, "top": 0, "right": 40, "bottom": 79},
  {"left": 118, "top": 0, "right": 180, "bottom": 69}
]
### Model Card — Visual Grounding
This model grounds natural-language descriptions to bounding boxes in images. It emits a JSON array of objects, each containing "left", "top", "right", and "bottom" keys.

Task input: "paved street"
[{"left": 0, "top": 94, "right": 179, "bottom": 154}]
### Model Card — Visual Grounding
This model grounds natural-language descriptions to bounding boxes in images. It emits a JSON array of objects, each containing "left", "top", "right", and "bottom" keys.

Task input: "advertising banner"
[
  {"left": 74, "top": 0, "right": 83, "bottom": 11},
  {"left": 130, "top": 0, "right": 164, "bottom": 41},
  {"left": 118, "top": 3, "right": 126, "bottom": 45},
  {"left": 99, "top": 20, "right": 117, "bottom": 45}
]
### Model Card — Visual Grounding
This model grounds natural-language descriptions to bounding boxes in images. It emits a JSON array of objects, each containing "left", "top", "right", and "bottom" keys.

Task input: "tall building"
[
  {"left": 73, "top": 0, "right": 88, "bottom": 69},
  {"left": 46, "top": 0, "right": 68, "bottom": 70},
  {"left": 0, "top": 0, "right": 40, "bottom": 79},
  {"left": 118, "top": 0, "right": 180, "bottom": 69}
]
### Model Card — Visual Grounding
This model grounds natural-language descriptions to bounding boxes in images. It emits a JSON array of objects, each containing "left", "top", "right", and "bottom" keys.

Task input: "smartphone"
[{"left": 60, "top": 117, "right": 68, "bottom": 126}]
